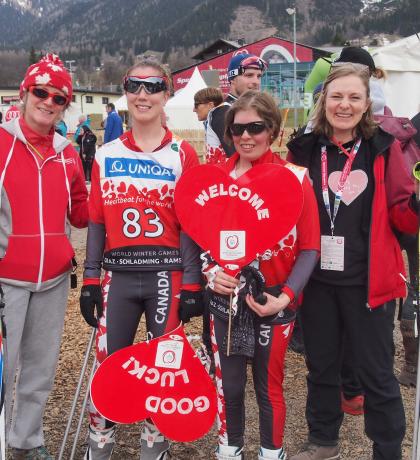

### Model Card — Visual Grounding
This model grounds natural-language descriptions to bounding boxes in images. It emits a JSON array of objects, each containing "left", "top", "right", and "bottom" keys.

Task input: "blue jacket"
[{"left": 104, "top": 110, "right": 123, "bottom": 143}]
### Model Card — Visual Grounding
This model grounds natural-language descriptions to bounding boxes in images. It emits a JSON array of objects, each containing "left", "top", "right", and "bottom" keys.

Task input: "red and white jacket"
[
  {"left": 0, "top": 118, "right": 88, "bottom": 290},
  {"left": 221, "top": 150, "right": 320, "bottom": 302}
]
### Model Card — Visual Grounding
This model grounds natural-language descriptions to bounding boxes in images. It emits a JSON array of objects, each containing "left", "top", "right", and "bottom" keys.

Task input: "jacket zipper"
[{"left": 25, "top": 146, "right": 58, "bottom": 290}]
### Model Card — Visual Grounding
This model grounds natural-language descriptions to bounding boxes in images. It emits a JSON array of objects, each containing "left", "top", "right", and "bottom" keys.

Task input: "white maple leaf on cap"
[
  {"left": 62, "top": 85, "right": 69, "bottom": 95},
  {"left": 48, "top": 63, "right": 63, "bottom": 72},
  {"left": 28, "top": 66, "right": 39, "bottom": 76},
  {"left": 35, "top": 73, "right": 52, "bottom": 85}
]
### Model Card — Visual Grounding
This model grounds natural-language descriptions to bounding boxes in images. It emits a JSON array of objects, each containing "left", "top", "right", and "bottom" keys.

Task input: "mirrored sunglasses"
[
  {"left": 29, "top": 86, "right": 68, "bottom": 106},
  {"left": 123, "top": 76, "right": 168, "bottom": 95},
  {"left": 230, "top": 121, "right": 267, "bottom": 136}
]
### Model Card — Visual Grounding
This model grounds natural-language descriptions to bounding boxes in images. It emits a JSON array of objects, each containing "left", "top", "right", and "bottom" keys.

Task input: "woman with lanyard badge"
[
  {"left": 80, "top": 60, "right": 203, "bottom": 460},
  {"left": 288, "top": 64, "right": 418, "bottom": 460}
]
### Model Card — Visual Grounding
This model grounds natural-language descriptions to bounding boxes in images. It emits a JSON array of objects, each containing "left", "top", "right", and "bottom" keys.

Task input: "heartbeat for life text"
[{"left": 194, "top": 184, "right": 270, "bottom": 220}]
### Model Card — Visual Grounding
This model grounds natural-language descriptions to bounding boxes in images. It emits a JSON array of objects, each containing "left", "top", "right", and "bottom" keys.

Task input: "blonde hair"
[
  {"left": 311, "top": 64, "right": 378, "bottom": 140},
  {"left": 124, "top": 59, "right": 173, "bottom": 94},
  {"left": 224, "top": 91, "right": 281, "bottom": 145}
]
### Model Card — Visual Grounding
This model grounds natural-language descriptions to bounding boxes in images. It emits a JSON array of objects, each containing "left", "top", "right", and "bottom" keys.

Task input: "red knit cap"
[{"left": 20, "top": 53, "right": 72, "bottom": 103}]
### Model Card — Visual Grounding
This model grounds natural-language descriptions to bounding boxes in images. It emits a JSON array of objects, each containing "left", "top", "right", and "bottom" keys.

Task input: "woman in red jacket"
[
  {"left": 206, "top": 91, "right": 320, "bottom": 460},
  {"left": 287, "top": 64, "right": 418, "bottom": 460},
  {"left": 0, "top": 54, "right": 88, "bottom": 459}
]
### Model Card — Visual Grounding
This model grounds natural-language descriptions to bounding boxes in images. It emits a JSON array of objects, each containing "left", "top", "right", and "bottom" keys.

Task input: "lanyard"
[
  {"left": 26, "top": 141, "right": 44, "bottom": 160},
  {"left": 321, "top": 138, "right": 362, "bottom": 234}
]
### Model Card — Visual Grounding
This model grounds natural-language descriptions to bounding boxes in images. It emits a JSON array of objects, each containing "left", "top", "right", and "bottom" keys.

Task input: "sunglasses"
[
  {"left": 123, "top": 76, "right": 168, "bottom": 95},
  {"left": 194, "top": 101, "right": 208, "bottom": 109},
  {"left": 230, "top": 121, "right": 267, "bottom": 136},
  {"left": 29, "top": 86, "right": 68, "bottom": 106}
]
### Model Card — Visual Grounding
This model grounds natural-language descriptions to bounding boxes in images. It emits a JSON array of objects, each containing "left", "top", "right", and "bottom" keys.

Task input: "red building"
[{"left": 173, "top": 36, "right": 328, "bottom": 94}]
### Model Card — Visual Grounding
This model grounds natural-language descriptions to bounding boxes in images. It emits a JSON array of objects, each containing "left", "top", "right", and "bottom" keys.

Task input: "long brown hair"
[{"left": 311, "top": 64, "right": 378, "bottom": 139}]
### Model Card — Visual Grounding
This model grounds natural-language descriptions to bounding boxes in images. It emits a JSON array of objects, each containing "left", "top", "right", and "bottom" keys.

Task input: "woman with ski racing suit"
[
  {"left": 80, "top": 59, "right": 203, "bottom": 460},
  {"left": 205, "top": 91, "right": 320, "bottom": 460},
  {"left": 0, "top": 53, "right": 88, "bottom": 459}
]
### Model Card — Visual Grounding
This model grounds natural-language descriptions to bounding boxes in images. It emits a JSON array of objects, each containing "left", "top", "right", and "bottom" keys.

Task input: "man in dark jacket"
[{"left": 104, "top": 103, "right": 123, "bottom": 143}]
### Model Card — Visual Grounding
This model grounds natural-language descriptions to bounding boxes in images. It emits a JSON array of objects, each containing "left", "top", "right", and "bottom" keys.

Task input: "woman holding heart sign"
[
  {"left": 287, "top": 64, "right": 418, "bottom": 460},
  {"left": 80, "top": 60, "right": 203, "bottom": 460},
  {"left": 201, "top": 91, "right": 320, "bottom": 460}
]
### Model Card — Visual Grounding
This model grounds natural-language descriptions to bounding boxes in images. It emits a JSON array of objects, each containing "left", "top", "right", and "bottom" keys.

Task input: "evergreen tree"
[{"left": 29, "top": 46, "right": 37, "bottom": 65}]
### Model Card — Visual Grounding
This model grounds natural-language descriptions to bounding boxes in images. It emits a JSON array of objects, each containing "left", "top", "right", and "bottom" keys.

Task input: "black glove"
[
  {"left": 80, "top": 284, "right": 103, "bottom": 328},
  {"left": 240, "top": 266, "right": 267, "bottom": 305},
  {"left": 178, "top": 290, "right": 204, "bottom": 324}
]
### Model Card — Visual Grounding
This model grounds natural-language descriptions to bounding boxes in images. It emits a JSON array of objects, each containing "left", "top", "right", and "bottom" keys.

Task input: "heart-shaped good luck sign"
[
  {"left": 90, "top": 325, "right": 217, "bottom": 442},
  {"left": 175, "top": 164, "right": 304, "bottom": 274}
]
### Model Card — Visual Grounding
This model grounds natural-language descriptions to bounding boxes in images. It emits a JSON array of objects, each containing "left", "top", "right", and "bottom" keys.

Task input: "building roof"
[
  {"left": 174, "top": 35, "right": 330, "bottom": 74},
  {"left": 192, "top": 38, "right": 242, "bottom": 60}
]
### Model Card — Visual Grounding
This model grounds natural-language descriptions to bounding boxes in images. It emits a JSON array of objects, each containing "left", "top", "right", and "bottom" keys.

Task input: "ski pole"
[
  {"left": 69, "top": 355, "right": 97, "bottom": 460},
  {"left": 411, "top": 161, "right": 420, "bottom": 460},
  {"left": 58, "top": 328, "right": 95, "bottom": 460}
]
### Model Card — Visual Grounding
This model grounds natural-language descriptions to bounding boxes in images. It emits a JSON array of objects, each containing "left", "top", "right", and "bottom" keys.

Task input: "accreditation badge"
[{"left": 320, "top": 235, "right": 345, "bottom": 271}]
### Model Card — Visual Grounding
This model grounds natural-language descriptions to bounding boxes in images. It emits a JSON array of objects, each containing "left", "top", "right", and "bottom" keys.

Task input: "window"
[
  {"left": 85, "top": 96, "right": 93, "bottom": 103},
  {"left": 102, "top": 97, "right": 109, "bottom": 104},
  {"left": 72, "top": 95, "right": 76, "bottom": 102}
]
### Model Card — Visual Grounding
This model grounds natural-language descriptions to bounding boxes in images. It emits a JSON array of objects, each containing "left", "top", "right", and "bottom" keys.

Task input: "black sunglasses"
[
  {"left": 123, "top": 76, "right": 168, "bottom": 95},
  {"left": 230, "top": 121, "right": 267, "bottom": 136},
  {"left": 29, "top": 86, "right": 68, "bottom": 106}
]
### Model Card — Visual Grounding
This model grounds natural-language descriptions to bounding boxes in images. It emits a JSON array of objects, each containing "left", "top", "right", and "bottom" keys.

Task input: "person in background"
[
  {"left": 288, "top": 63, "right": 417, "bottom": 460},
  {"left": 80, "top": 59, "right": 203, "bottom": 460},
  {"left": 55, "top": 118, "right": 68, "bottom": 138},
  {"left": 205, "top": 91, "right": 320, "bottom": 460},
  {"left": 76, "top": 125, "right": 97, "bottom": 183},
  {"left": 0, "top": 53, "right": 88, "bottom": 460},
  {"left": 73, "top": 114, "right": 91, "bottom": 143},
  {"left": 193, "top": 87, "right": 224, "bottom": 123},
  {"left": 104, "top": 102, "right": 123, "bottom": 143},
  {"left": 205, "top": 53, "right": 267, "bottom": 164}
]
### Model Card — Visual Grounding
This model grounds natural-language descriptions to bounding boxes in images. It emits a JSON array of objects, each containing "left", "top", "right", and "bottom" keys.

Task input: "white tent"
[
  {"left": 372, "top": 34, "right": 420, "bottom": 118},
  {"left": 165, "top": 67, "right": 207, "bottom": 130},
  {"left": 114, "top": 93, "right": 128, "bottom": 111}
]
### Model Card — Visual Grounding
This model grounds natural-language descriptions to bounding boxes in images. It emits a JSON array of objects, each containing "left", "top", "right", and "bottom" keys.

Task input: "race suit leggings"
[
  {"left": 210, "top": 314, "right": 293, "bottom": 450},
  {"left": 88, "top": 270, "right": 182, "bottom": 430}
]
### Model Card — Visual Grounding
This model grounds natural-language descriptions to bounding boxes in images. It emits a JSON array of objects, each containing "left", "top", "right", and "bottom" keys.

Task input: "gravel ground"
[{"left": 39, "top": 228, "right": 416, "bottom": 460}]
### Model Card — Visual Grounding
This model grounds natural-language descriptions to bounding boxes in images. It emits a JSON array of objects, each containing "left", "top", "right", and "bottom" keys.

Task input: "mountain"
[{"left": 0, "top": 0, "right": 418, "bottom": 83}]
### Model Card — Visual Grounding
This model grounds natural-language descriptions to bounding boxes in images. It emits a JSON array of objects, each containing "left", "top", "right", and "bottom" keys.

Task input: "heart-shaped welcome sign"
[
  {"left": 175, "top": 164, "right": 304, "bottom": 274},
  {"left": 90, "top": 325, "right": 217, "bottom": 442}
]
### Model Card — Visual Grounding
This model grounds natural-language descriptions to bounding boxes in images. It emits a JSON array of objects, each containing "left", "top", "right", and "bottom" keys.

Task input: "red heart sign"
[
  {"left": 175, "top": 164, "right": 304, "bottom": 274},
  {"left": 90, "top": 325, "right": 217, "bottom": 442}
]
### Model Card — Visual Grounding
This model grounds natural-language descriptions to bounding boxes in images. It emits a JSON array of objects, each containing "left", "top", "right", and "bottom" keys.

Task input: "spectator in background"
[
  {"left": 193, "top": 87, "right": 223, "bottom": 123},
  {"left": 76, "top": 125, "right": 97, "bottom": 182},
  {"left": 104, "top": 102, "right": 123, "bottom": 143},
  {"left": 206, "top": 53, "right": 267, "bottom": 164},
  {"left": 0, "top": 111, "right": 3, "bottom": 124},
  {"left": 55, "top": 118, "right": 68, "bottom": 137},
  {"left": 73, "top": 114, "right": 91, "bottom": 146}
]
